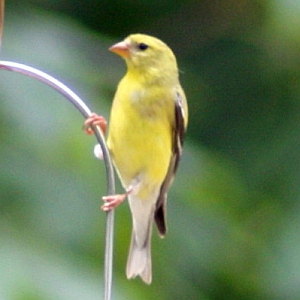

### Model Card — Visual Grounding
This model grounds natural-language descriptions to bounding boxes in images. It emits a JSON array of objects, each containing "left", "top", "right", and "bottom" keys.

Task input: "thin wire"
[
  {"left": 0, "top": 61, "right": 115, "bottom": 300},
  {"left": 0, "top": 0, "right": 4, "bottom": 51}
]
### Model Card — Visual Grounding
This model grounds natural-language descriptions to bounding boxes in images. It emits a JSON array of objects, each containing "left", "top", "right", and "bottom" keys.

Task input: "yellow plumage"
[{"left": 107, "top": 34, "right": 188, "bottom": 284}]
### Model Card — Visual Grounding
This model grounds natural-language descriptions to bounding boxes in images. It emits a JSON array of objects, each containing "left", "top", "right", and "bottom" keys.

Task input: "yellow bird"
[{"left": 85, "top": 34, "right": 188, "bottom": 284}]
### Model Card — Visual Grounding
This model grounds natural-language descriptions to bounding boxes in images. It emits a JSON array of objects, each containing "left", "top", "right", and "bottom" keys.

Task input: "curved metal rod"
[
  {"left": 0, "top": 0, "right": 4, "bottom": 50},
  {"left": 0, "top": 60, "right": 115, "bottom": 300}
]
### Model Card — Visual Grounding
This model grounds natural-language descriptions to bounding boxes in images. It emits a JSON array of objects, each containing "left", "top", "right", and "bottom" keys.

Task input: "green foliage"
[{"left": 1, "top": 0, "right": 300, "bottom": 299}]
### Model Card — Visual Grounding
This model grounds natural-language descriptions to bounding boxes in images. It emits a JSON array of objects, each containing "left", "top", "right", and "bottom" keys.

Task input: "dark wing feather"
[{"left": 154, "top": 91, "right": 186, "bottom": 237}]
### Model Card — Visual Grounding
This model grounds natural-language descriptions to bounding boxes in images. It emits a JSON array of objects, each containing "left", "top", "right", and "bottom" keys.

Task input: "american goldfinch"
[{"left": 85, "top": 34, "right": 188, "bottom": 284}]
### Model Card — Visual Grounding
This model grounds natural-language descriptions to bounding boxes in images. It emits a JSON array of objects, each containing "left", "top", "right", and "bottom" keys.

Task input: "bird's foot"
[
  {"left": 101, "top": 186, "right": 133, "bottom": 211},
  {"left": 83, "top": 113, "right": 107, "bottom": 135}
]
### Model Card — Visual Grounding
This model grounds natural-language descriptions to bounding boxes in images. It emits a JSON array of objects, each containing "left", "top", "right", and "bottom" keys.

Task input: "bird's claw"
[
  {"left": 83, "top": 113, "right": 107, "bottom": 135},
  {"left": 101, "top": 194, "right": 127, "bottom": 211},
  {"left": 101, "top": 186, "right": 133, "bottom": 212}
]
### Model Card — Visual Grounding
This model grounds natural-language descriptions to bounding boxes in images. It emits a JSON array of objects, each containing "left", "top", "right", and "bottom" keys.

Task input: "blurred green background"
[{"left": 1, "top": 0, "right": 300, "bottom": 299}]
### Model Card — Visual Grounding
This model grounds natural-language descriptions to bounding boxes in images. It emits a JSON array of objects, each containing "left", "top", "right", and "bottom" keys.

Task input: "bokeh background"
[{"left": 1, "top": 0, "right": 300, "bottom": 299}]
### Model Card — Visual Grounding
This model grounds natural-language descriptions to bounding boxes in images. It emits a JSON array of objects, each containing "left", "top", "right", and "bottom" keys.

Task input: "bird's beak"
[{"left": 109, "top": 41, "right": 130, "bottom": 58}]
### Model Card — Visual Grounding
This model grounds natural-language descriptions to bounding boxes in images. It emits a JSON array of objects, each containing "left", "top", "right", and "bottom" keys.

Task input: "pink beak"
[{"left": 109, "top": 41, "right": 130, "bottom": 58}]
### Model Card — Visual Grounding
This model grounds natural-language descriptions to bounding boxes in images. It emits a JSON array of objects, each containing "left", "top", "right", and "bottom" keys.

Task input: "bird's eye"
[{"left": 138, "top": 43, "right": 149, "bottom": 51}]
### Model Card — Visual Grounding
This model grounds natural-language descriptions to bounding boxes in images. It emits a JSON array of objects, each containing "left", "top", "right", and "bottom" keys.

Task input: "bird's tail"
[{"left": 126, "top": 226, "right": 152, "bottom": 284}]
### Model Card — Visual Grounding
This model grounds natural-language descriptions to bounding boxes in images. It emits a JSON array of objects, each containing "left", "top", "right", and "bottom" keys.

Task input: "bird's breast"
[{"left": 107, "top": 92, "right": 173, "bottom": 194}]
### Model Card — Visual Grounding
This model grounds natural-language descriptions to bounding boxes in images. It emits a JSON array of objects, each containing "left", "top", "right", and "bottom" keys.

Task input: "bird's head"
[{"left": 109, "top": 34, "right": 179, "bottom": 84}]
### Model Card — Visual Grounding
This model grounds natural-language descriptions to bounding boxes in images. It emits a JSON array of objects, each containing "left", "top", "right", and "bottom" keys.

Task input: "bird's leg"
[
  {"left": 83, "top": 113, "right": 107, "bottom": 135},
  {"left": 101, "top": 186, "right": 133, "bottom": 211}
]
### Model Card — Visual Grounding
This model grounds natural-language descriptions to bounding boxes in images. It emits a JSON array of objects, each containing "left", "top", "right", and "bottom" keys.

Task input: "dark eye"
[{"left": 138, "top": 43, "right": 149, "bottom": 51}]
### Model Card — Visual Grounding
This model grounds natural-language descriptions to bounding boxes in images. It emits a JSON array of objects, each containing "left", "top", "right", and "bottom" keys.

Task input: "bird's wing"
[{"left": 154, "top": 90, "right": 186, "bottom": 237}]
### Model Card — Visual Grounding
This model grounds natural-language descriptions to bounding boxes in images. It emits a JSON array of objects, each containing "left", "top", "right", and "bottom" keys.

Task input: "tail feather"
[
  {"left": 126, "top": 229, "right": 152, "bottom": 284},
  {"left": 126, "top": 194, "right": 156, "bottom": 284}
]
